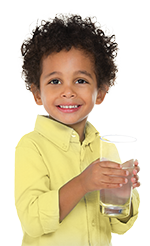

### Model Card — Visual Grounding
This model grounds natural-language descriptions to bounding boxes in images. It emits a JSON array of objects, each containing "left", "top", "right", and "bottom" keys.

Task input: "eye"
[
  {"left": 75, "top": 79, "right": 88, "bottom": 84},
  {"left": 48, "top": 79, "right": 61, "bottom": 85}
]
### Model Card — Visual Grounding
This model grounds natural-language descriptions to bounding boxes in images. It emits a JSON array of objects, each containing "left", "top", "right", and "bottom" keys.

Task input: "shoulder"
[{"left": 16, "top": 131, "right": 42, "bottom": 151}]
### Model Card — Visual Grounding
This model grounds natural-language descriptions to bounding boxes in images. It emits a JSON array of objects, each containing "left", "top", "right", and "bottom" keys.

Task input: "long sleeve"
[
  {"left": 109, "top": 189, "right": 140, "bottom": 234},
  {"left": 15, "top": 137, "right": 60, "bottom": 238}
]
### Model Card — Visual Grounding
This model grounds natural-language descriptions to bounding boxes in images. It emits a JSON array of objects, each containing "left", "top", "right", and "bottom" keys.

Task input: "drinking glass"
[{"left": 100, "top": 135, "right": 137, "bottom": 218}]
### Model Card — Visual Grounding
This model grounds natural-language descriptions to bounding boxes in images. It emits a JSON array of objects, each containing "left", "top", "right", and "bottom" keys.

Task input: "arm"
[
  {"left": 59, "top": 159, "right": 128, "bottom": 221},
  {"left": 59, "top": 159, "right": 140, "bottom": 224},
  {"left": 59, "top": 175, "right": 85, "bottom": 222},
  {"left": 15, "top": 139, "right": 60, "bottom": 237}
]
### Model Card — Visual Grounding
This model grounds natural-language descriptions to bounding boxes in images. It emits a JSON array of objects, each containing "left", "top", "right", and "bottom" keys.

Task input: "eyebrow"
[
  {"left": 74, "top": 70, "right": 93, "bottom": 79},
  {"left": 44, "top": 71, "right": 61, "bottom": 79},
  {"left": 44, "top": 70, "right": 94, "bottom": 80}
]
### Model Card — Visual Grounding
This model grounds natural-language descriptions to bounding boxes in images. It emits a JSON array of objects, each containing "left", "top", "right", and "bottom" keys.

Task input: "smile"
[
  {"left": 57, "top": 104, "right": 81, "bottom": 113},
  {"left": 59, "top": 105, "right": 79, "bottom": 109}
]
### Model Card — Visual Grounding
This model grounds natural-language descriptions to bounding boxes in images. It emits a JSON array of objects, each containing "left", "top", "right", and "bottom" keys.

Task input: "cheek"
[
  {"left": 40, "top": 91, "right": 52, "bottom": 107},
  {"left": 80, "top": 88, "right": 98, "bottom": 107}
]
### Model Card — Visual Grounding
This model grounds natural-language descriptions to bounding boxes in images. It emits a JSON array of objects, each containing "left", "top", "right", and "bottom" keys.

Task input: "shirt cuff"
[
  {"left": 110, "top": 189, "right": 140, "bottom": 234},
  {"left": 38, "top": 190, "right": 60, "bottom": 234}
]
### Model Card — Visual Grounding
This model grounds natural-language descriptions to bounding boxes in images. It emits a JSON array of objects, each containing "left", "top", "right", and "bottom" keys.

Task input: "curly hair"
[{"left": 21, "top": 14, "right": 118, "bottom": 91}]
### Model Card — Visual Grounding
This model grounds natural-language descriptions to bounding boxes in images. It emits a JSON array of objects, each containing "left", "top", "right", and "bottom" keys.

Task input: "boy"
[{"left": 15, "top": 14, "right": 140, "bottom": 246}]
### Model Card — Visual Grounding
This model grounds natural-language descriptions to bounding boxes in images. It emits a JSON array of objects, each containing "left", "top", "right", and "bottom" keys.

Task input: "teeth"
[{"left": 59, "top": 105, "right": 78, "bottom": 109}]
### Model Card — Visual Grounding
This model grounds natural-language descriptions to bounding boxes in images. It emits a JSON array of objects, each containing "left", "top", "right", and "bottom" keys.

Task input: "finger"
[
  {"left": 102, "top": 168, "right": 129, "bottom": 177},
  {"left": 101, "top": 183, "right": 123, "bottom": 189},
  {"left": 133, "top": 166, "right": 140, "bottom": 175},
  {"left": 134, "top": 159, "right": 139, "bottom": 166},
  {"left": 133, "top": 182, "right": 140, "bottom": 189},
  {"left": 101, "top": 175, "right": 128, "bottom": 185},
  {"left": 131, "top": 175, "right": 139, "bottom": 184},
  {"left": 99, "top": 161, "right": 122, "bottom": 169}
]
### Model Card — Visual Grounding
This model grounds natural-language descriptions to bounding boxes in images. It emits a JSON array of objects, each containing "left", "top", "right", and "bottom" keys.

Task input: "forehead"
[{"left": 41, "top": 47, "right": 95, "bottom": 75}]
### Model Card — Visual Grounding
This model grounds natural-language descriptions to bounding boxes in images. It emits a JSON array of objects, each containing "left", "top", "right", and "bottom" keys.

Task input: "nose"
[{"left": 61, "top": 85, "right": 76, "bottom": 98}]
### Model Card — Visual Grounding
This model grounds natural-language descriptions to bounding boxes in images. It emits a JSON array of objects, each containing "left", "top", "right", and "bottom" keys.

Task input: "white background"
[{"left": 0, "top": 0, "right": 150, "bottom": 246}]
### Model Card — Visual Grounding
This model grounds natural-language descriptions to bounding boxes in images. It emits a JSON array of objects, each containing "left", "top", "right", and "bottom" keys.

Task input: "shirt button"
[
  {"left": 62, "top": 143, "right": 67, "bottom": 149},
  {"left": 72, "top": 131, "right": 76, "bottom": 137},
  {"left": 92, "top": 220, "right": 95, "bottom": 227}
]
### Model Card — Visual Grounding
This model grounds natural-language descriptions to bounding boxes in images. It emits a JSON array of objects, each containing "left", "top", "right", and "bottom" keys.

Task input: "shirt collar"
[{"left": 34, "top": 115, "right": 99, "bottom": 151}]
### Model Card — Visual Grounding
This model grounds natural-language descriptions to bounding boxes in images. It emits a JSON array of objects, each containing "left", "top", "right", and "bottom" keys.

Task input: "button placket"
[
  {"left": 92, "top": 219, "right": 95, "bottom": 227},
  {"left": 81, "top": 145, "right": 86, "bottom": 161}
]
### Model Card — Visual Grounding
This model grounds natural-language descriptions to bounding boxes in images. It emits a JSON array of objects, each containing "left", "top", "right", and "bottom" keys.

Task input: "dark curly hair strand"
[{"left": 21, "top": 14, "right": 118, "bottom": 91}]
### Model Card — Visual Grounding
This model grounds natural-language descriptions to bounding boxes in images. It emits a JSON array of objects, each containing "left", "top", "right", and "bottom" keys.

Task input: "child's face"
[{"left": 32, "top": 47, "right": 107, "bottom": 132}]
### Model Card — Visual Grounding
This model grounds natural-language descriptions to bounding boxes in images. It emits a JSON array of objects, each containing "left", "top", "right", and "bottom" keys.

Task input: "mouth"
[
  {"left": 58, "top": 105, "right": 79, "bottom": 109},
  {"left": 57, "top": 104, "right": 81, "bottom": 112}
]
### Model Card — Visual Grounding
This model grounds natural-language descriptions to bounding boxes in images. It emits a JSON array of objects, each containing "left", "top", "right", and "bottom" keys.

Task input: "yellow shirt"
[{"left": 15, "top": 115, "right": 139, "bottom": 246}]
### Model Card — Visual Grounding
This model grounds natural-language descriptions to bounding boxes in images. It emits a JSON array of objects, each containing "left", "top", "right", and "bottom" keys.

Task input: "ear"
[
  {"left": 30, "top": 84, "right": 43, "bottom": 105},
  {"left": 96, "top": 86, "right": 109, "bottom": 105}
]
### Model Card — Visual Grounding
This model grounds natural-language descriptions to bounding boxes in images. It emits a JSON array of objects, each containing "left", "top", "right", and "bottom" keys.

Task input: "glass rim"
[{"left": 100, "top": 134, "right": 137, "bottom": 143}]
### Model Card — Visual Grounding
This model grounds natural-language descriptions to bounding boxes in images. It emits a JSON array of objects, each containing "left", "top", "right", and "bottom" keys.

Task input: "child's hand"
[
  {"left": 131, "top": 160, "right": 140, "bottom": 189},
  {"left": 80, "top": 159, "right": 129, "bottom": 194}
]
